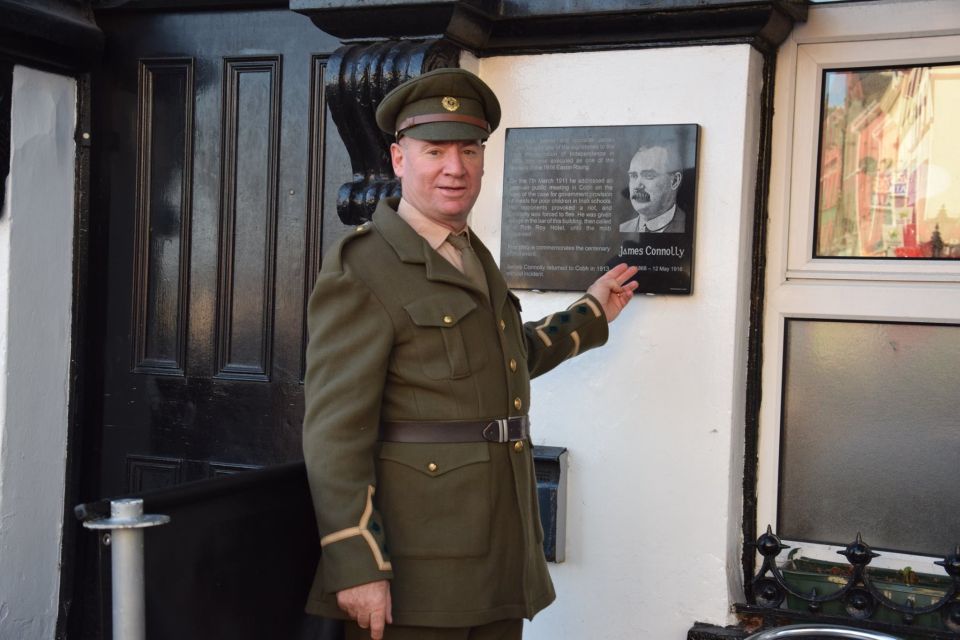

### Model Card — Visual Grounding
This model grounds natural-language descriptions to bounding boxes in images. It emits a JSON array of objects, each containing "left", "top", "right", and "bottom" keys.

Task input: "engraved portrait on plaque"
[{"left": 500, "top": 124, "right": 699, "bottom": 294}]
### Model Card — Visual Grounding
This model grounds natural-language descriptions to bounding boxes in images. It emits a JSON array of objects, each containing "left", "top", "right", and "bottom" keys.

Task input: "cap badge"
[{"left": 441, "top": 96, "right": 460, "bottom": 112}]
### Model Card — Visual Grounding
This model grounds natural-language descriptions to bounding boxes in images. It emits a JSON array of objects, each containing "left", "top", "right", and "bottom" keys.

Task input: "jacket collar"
[
  {"left": 372, "top": 197, "right": 508, "bottom": 311},
  {"left": 373, "top": 197, "right": 477, "bottom": 293}
]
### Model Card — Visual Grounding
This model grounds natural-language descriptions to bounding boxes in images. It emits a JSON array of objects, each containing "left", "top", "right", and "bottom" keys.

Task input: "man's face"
[
  {"left": 628, "top": 146, "right": 681, "bottom": 220},
  {"left": 390, "top": 137, "right": 485, "bottom": 231}
]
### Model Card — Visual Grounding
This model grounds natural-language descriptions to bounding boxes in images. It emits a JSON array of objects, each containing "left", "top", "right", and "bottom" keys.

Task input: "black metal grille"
[{"left": 750, "top": 526, "right": 960, "bottom": 634}]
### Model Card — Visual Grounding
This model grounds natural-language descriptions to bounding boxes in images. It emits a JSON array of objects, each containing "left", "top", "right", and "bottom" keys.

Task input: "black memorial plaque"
[{"left": 500, "top": 124, "right": 699, "bottom": 294}]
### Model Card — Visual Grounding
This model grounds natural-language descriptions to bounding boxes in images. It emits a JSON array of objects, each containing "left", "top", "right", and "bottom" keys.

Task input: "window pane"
[
  {"left": 815, "top": 64, "right": 960, "bottom": 259},
  {"left": 778, "top": 319, "right": 960, "bottom": 556}
]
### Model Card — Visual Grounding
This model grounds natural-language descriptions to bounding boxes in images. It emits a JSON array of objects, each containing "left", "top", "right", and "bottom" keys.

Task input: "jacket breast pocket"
[
  {"left": 376, "top": 442, "right": 491, "bottom": 558},
  {"left": 404, "top": 293, "right": 485, "bottom": 379}
]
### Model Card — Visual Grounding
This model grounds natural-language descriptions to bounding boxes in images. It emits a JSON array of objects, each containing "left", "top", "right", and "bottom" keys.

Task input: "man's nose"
[{"left": 442, "top": 151, "right": 466, "bottom": 175}]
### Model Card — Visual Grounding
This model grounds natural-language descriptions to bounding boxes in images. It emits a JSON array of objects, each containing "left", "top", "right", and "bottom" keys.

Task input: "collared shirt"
[
  {"left": 620, "top": 204, "right": 677, "bottom": 233},
  {"left": 396, "top": 198, "right": 470, "bottom": 273}
]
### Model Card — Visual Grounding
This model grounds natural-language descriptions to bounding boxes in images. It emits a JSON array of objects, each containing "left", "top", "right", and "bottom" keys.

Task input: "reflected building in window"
[{"left": 816, "top": 64, "right": 960, "bottom": 259}]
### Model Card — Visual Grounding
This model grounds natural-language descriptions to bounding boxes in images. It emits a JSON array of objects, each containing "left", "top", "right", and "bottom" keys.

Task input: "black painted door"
[
  {"left": 87, "top": 8, "right": 349, "bottom": 499},
  {"left": 75, "top": 7, "right": 352, "bottom": 638}
]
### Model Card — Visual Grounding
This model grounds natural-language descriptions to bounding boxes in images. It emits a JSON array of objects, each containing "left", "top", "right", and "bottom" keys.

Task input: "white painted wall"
[
  {"left": 468, "top": 46, "right": 764, "bottom": 638},
  {"left": 0, "top": 66, "right": 76, "bottom": 638}
]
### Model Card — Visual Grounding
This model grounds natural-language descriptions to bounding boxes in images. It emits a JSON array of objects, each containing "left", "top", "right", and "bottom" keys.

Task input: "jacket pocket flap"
[
  {"left": 378, "top": 442, "right": 490, "bottom": 478},
  {"left": 403, "top": 294, "right": 477, "bottom": 328}
]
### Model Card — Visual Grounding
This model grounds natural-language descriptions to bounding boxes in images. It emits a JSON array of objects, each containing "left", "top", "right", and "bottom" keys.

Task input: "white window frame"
[
  {"left": 785, "top": 34, "right": 960, "bottom": 282},
  {"left": 758, "top": 0, "right": 960, "bottom": 573}
]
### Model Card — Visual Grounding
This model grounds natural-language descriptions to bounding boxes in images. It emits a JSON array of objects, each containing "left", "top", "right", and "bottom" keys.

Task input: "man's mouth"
[{"left": 631, "top": 188, "right": 650, "bottom": 203}]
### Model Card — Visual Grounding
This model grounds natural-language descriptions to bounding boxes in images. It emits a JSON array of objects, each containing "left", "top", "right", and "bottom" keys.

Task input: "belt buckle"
[{"left": 482, "top": 418, "right": 510, "bottom": 443}]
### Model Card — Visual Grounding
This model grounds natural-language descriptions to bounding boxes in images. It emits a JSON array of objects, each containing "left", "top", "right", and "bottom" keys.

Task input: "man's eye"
[{"left": 640, "top": 171, "right": 658, "bottom": 179}]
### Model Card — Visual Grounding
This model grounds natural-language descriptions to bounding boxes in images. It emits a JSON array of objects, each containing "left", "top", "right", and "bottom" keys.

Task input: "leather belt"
[{"left": 380, "top": 416, "right": 530, "bottom": 444}]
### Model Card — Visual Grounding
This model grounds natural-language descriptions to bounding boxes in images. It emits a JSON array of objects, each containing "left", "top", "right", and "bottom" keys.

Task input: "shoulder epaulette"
[{"left": 323, "top": 221, "right": 374, "bottom": 273}]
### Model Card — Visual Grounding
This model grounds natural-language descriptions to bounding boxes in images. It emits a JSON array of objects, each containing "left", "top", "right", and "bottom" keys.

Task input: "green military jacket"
[{"left": 303, "top": 198, "right": 609, "bottom": 628}]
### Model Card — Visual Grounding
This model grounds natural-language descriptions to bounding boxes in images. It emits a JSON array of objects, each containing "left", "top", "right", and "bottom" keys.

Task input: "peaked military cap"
[{"left": 375, "top": 67, "right": 501, "bottom": 142}]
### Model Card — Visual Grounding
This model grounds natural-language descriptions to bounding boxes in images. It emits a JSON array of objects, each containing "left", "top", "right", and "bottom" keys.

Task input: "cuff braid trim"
[
  {"left": 535, "top": 314, "right": 554, "bottom": 347},
  {"left": 319, "top": 485, "right": 393, "bottom": 572},
  {"left": 568, "top": 330, "right": 581, "bottom": 358}
]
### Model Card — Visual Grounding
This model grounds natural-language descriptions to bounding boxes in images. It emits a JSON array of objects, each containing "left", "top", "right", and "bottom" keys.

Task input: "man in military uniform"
[{"left": 302, "top": 68, "right": 639, "bottom": 640}]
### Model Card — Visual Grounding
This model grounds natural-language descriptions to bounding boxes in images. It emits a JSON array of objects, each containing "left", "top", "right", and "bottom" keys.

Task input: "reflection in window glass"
[
  {"left": 778, "top": 319, "right": 960, "bottom": 556},
  {"left": 815, "top": 64, "right": 960, "bottom": 259}
]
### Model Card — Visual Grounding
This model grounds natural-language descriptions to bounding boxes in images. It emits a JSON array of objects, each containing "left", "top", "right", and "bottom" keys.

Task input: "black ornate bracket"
[
  {"left": 750, "top": 526, "right": 960, "bottom": 633},
  {"left": 324, "top": 39, "right": 460, "bottom": 225}
]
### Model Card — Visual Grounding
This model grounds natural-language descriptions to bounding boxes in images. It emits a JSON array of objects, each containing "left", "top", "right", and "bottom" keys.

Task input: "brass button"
[
  {"left": 499, "top": 319, "right": 506, "bottom": 331},
  {"left": 442, "top": 315, "right": 454, "bottom": 325},
  {"left": 509, "top": 358, "right": 517, "bottom": 372},
  {"left": 427, "top": 462, "right": 438, "bottom": 472},
  {"left": 514, "top": 441, "right": 524, "bottom": 453},
  {"left": 514, "top": 397, "right": 522, "bottom": 410}
]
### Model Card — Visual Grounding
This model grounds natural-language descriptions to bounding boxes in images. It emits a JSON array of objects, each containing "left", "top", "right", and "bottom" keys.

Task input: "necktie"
[{"left": 446, "top": 232, "right": 489, "bottom": 300}]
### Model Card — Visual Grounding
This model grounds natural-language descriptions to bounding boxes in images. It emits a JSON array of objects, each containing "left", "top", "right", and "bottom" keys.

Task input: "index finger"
[
  {"left": 608, "top": 263, "right": 639, "bottom": 285},
  {"left": 604, "top": 263, "right": 630, "bottom": 280}
]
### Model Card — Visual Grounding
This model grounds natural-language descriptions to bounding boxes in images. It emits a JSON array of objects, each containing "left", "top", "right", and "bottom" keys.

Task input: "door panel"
[
  {"left": 132, "top": 58, "right": 192, "bottom": 377},
  {"left": 217, "top": 56, "right": 282, "bottom": 381}
]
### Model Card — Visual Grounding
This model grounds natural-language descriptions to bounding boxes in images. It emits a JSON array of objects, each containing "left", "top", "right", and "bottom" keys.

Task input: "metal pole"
[
  {"left": 83, "top": 498, "right": 170, "bottom": 640},
  {"left": 110, "top": 500, "right": 146, "bottom": 640}
]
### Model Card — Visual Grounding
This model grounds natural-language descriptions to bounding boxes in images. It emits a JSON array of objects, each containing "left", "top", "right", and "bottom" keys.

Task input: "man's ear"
[
  {"left": 390, "top": 142, "right": 405, "bottom": 178},
  {"left": 670, "top": 171, "right": 682, "bottom": 190}
]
